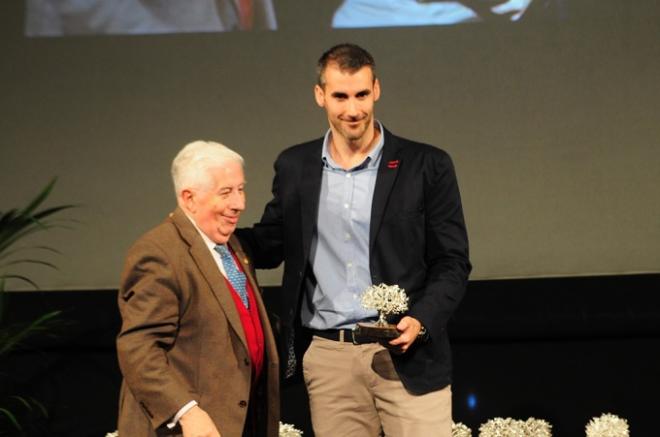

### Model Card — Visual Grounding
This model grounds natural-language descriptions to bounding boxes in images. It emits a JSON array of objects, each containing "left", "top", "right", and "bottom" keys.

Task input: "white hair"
[{"left": 171, "top": 140, "right": 244, "bottom": 196}]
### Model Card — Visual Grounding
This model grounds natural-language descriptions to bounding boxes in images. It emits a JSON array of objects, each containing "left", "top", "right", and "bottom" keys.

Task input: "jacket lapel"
[
  {"left": 300, "top": 141, "right": 324, "bottom": 261},
  {"left": 370, "top": 129, "right": 402, "bottom": 253},
  {"left": 170, "top": 208, "right": 247, "bottom": 350}
]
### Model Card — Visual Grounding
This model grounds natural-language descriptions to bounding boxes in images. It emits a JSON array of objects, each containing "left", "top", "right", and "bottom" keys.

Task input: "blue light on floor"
[{"left": 467, "top": 393, "right": 478, "bottom": 410}]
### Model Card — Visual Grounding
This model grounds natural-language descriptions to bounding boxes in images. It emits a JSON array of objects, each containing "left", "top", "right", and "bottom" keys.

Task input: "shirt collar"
[{"left": 321, "top": 120, "right": 384, "bottom": 171}]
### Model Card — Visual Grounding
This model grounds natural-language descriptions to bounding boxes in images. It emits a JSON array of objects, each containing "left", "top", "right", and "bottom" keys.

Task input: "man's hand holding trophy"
[{"left": 355, "top": 283, "right": 410, "bottom": 340}]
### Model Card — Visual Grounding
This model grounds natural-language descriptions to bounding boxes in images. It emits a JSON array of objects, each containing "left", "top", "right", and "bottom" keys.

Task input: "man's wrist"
[
  {"left": 167, "top": 400, "right": 198, "bottom": 429},
  {"left": 417, "top": 324, "right": 429, "bottom": 341}
]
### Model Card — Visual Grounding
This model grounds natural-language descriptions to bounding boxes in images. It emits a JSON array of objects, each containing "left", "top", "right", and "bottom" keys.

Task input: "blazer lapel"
[
  {"left": 370, "top": 129, "right": 402, "bottom": 253},
  {"left": 299, "top": 141, "right": 324, "bottom": 260},
  {"left": 170, "top": 208, "right": 248, "bottom": 350}
]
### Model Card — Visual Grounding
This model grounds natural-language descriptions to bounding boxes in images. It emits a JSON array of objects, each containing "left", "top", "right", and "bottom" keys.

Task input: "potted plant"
[{"left": 0, "top": 179, "right": 74, "bottom": 434}]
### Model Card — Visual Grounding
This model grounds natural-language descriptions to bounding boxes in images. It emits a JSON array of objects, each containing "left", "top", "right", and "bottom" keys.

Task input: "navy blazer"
[{"left": 237, "top": 127, "right": 471, "bottom": 394}]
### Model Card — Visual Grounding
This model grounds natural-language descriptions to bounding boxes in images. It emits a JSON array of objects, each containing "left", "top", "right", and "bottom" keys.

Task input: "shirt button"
[
  {"left": 346, "top": 173, "right": 352, "bottom": 178},
  {"left": 238, "top": 400, "right": 248, "bottom": 408},
  {"left": 344, "top": 203, "right": 349, "bottom": 209},
  {"left": 347, "top": 262, "right": 353, "bottom": 268},
  {"left": 345, "top": 233, "right": 351, "bottom": 241}
]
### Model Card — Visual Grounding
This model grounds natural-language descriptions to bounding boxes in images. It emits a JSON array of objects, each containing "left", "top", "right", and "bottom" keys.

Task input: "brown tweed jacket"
[{"left": 117, "top": 207, "right": 279, "bottom": 436}]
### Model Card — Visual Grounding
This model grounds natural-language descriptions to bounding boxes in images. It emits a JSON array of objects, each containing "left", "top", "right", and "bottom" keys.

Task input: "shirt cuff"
[{"left": 167, "top": 400, "right": 198, "bottom": 429}]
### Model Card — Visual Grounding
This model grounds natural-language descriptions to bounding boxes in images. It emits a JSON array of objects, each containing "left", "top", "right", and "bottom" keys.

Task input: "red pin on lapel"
[{"left": 387, "top": 160, "right": 400, "bottom": 169}]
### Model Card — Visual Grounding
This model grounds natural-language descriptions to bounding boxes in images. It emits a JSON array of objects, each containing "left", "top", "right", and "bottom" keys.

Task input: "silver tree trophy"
[{"left": 355, "top": 283, "right": 409, "bottom": 339}]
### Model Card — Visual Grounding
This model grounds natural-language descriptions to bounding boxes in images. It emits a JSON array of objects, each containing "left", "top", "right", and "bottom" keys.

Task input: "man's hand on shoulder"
[
  {"left": 179, "top": 405, "right": 221, "bottom": 437},
  {"left": 387, "top": 316, "right": 422, "bottom": 354}
]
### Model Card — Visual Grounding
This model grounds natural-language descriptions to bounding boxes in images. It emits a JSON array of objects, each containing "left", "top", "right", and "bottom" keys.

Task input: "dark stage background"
[{"left": 2, "top": 274, "right": 659, "bottom": 436}]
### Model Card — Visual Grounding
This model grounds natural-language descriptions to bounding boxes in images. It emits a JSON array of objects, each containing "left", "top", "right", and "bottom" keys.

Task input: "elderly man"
[
  {"left": 237, "top": 43, "right": 470, "bottom": 436},
  {"left": 117, "top": 141, "right": 279, "bottom": 437}
]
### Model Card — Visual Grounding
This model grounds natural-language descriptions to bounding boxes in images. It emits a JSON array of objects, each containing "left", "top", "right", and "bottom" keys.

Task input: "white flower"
[
  {"left": 585, "top": 413, "right": 629, "bottom": 437},
  {"left": 106, "top": 424, "right": 303, "bottom": 437},
  {"left": 361, "top": 283, "right": 409, "bottom": 317},
  {"left": 279, "top": 421, "right": 303, "bottom": 437},
  {"left": 479, "top": 417, "right": 525, "bottom": 436},
  {"left": 452, "top": 421, "right": 473, "bottom": 437},
  {"left": 524, "top": 417, "right": 552, "bottom": 437},
  {"left": 479, "top": 417, "right": 552, "bottom": 436}
]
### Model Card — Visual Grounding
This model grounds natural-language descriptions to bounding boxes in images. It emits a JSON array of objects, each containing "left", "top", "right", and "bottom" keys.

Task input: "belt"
[{"left": 308, "top": 328, "right": 378, "bottom": 345}]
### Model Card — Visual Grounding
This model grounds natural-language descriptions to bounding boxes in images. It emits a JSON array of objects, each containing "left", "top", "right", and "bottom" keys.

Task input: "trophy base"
[{"left": 355, "top": 322, "right": 401, "bottom": 340}]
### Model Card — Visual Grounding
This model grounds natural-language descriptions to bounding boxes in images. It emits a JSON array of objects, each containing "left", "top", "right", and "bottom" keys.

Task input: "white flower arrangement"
[
  {"left": 479, "top": 417, "right": 552, "bottom": 437},
  {"left": 524, "top": 418, "right": 552, "bottom": 437},
  {"left": 585, "top": 413, "right": 629, "bottom": 437},
  {"left": 279, "top": 421, "right": 303, "bottom": 436},
  {"left": 106, "top": 421, "right": 302, "bottom": 437},
  {"left": 452, "top": 421, "right": 473, "bottom": 437},
  {"left": 361, "top": 283, "right": 409, "bottom": 325},
  {"left": 479, "top": 417, "right": 525, "bottom": 437}
]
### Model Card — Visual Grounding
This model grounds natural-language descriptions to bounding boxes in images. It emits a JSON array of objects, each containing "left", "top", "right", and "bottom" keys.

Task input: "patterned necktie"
[{"left": 214, "top": 244, "right": 249, "bottom": 308}]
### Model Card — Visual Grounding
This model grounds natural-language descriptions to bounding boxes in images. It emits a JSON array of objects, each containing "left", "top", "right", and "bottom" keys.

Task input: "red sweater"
[{"left": 224, "top": 250, "right": 265, "bottom": 381}]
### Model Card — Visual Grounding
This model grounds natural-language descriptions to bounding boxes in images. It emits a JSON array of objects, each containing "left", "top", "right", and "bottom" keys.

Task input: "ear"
[
  {"left": 373, "top": 78, "right": 381, "bottom": 102},
  {"left": 314, "top": 84, "right": 325, "bottom": 108},
  {"left": 180, "top": 189, "right": 196, "bottom": 213}
]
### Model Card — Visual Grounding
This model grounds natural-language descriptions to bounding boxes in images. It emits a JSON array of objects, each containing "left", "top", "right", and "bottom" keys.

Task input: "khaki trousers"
[{"left": 302, "top": 336, "right": 452, "bottom": 437}]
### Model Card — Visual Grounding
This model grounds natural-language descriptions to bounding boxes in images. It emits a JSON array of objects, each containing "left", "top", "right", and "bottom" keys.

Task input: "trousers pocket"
[{"left": 371, "top": 349, "right": 399, "bottom": 381}]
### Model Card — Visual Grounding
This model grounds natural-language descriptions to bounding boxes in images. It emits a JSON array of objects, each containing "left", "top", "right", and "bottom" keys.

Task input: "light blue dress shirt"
[{"left": 301, "top": 122, "right": 385, "bottom": 330}]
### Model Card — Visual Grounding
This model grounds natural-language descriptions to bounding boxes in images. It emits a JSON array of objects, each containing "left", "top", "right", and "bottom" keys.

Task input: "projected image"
[
  {"left": 25, "top": 0, "right": 277, "bottom": 36},
  {"left": 332, "top": 0, "right": 560, "bottom": 28},
  {"left": 25, "top": 0, "right": 566, "bottom": 37}
]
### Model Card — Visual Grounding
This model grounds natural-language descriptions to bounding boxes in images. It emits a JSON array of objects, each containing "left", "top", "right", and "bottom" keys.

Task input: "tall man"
[
  {"left": 237, "top": 43, "right": 471, "bottom": 436},
  {"left": 117, "top": 141, "right": 279, "bottom": 437}
]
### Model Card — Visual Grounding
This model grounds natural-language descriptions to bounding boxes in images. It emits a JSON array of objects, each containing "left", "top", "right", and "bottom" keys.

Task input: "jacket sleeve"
[
  {"left": 407, "top": 150, "right": 471, "bottom": 341},
  {"left": 236, "top": 154, "right": 287, "bottom": 269},
  {"left": 116, "top": 239, "right": 196, "bottom": 429}
]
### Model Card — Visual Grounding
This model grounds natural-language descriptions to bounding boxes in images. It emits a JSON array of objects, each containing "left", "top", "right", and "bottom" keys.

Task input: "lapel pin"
[{"left": 387, "top": 160, "right": 400, "bottom": 169}]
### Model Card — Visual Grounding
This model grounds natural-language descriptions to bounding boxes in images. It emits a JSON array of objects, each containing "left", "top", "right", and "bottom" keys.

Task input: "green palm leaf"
[
  {"left": 0, "top": 178, "right": 76, "bottom": 289},
  {"left": 0, "top": 178, "right": 75, "bottom": 433},
  {"left": 0, "top": 310, "right": 63, "bottom": 356},
  {"left": 0, "top": 259, "right": 58, "bottom": 270},
  {"left": 0, "top": 246, "right": 61, "bottom": 263},
  {"left": 0, "top": 407, "right": 21, "bottom": 431},
  {"left": 17, "top": 178, "right": 57, "bottom": 217},
  {"left": 0, "top": 275, "right": 39, "bottom": 290}
]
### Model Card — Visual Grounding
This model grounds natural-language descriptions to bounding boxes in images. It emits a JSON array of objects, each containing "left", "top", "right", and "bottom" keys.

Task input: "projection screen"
[{"left": 1, "top": 0, "right": 659, "bottom": 290}]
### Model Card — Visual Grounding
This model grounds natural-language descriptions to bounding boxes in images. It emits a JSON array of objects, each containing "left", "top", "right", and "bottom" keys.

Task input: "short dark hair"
[{"left": 316, "top": 43, "right": 376, "bottom": 87}]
